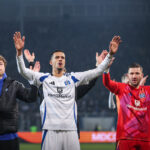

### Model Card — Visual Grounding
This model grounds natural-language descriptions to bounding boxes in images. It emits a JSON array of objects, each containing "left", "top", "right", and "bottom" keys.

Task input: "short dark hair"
[
  {"left": 50, "top": 49, "right": 65, "bottom": 60},
  {"left": 128, "top": 63, "right": 143, "bottom": 72},
  {"left": 0, "top": 55, "right": 7, "bottom": 67}
]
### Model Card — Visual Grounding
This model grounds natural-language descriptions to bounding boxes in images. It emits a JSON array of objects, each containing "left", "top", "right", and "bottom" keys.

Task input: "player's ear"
[{"left": 49, "top": 60, "right": 52, "bottom": 66}]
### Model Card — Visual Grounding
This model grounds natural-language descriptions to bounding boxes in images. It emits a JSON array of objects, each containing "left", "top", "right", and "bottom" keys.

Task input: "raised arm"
[
  {"left": 13, "top": 32, "right": 25, "bottom": 56},
  {"left": 103, "top": 72, "right": 120, "bottom": 94},
  {"left": 76, "top": 50, "right": 107, "bottom": 100},
  {"left": 24, "top": 49, "right": 35, "bottom": 70},
  {"left": 72, "top": 36, "right": 121, "bottom": 87},
  {"left": 102, "top": 36, "right": 122, "bottom": 94},
  {"left": 139, "top": 75, "right": 148, "bottom": 86},
  {"left": 24, "top": 49, "right": 40, "bottom": 72},
  {"left": 24, "top": 49, "right": 35, "bottom": 63},
  {"left": 109, "top": 35, "right": 122, "bottom": 55},
  {"left": 76, "top": 50, "right": 108, "bottom": 100},
  {"left": 14, "top": 32, "right": 44, "bottom": 86}
]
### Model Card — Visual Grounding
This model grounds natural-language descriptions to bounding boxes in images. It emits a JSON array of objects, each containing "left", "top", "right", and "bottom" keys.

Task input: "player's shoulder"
[
  {"left": 38, "top": 72, "right": 50, "bottom": 82},
  {"left": 141, "top": 85, "right": 150, "bottom": 90},
  {"left": 117, "top": 82, "right": 128, "bottom": 90},
  {"left": 119, "top": 82, "right": 127, "bottom": 86}
]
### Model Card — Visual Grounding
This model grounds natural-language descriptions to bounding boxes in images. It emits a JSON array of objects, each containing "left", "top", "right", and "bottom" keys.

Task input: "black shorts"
[{"left": 0, "top": 138, "right": 19, "bottom": 150}]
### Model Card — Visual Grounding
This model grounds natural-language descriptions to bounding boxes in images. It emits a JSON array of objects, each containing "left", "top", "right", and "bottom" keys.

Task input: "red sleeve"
[{"left": 103, "top": 72, "right": 120, "bottom": 94}]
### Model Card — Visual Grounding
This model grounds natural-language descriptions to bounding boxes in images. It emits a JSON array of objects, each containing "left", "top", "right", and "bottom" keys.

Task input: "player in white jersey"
[
  {"left": 24, "top": 48, "right": 100, "bottom": 139},
  {"left": 13, "top": 32, "right": 121, "bottom": 150}
]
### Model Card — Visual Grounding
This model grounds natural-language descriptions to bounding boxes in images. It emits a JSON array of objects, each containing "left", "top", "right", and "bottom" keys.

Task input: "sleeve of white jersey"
[
  {"left": 16, "top": 55, "right": 46, "bottom": 87},
  {"left": 71, "top": 53, "right": 113, "bottom": 87}
]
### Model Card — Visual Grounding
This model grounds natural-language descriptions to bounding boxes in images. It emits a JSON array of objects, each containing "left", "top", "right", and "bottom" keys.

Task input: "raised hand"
[
  {"left": 109, "top": 36, "right": 121, "bottom": 55},
  {"left": 13, "top": 32, "right": 25, "bottom": 55},
  {"left": 96, "top": 50, "right": 108, "bottom": 66},
  {"left": 32, "top": 61, "right": 40, "bottom": 72},
  {"left": 139, "top": 75, "right": 148, "bottom": 86},
  {"left": 24, "top": 49, "right": 35, "bottom": 63}
]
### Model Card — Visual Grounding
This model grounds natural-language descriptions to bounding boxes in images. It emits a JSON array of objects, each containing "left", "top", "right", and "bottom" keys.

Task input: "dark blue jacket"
[{"left": 0, "top": 77, "right": 38, "bottom": 135}]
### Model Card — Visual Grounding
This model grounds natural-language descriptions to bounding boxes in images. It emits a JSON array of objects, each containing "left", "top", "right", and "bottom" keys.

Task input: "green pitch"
[{"left": 20, "top": 143, "right": 115, "bottom": 150}]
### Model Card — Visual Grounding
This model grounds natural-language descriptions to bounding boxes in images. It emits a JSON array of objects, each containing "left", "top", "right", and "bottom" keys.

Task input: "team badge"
[
  {"left": 139, "top": 89, "right": 146, "bottom": 102},
  {"left": 139, "top": 93, "right": 145, "bottom": 99},
  {"left": 64, "top": 80, "right": 71, "bottom": 85},
  {"left": 135, "top": 100, "right": 140, "bottom": 107}
]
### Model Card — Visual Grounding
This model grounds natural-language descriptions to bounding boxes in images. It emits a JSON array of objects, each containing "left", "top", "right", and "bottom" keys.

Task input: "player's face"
[
  {"left": 128, "top": 67, "right": 143, "bottom": 88},
  {"left": 50, "top": 52, "right": 65, "bottom": 70},
  {"left": 0, "top": 60, "right": 5, "bottom": 78}
]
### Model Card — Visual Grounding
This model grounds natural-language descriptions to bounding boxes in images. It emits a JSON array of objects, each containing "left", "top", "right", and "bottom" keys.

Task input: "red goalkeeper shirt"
[{"left": 103, "top": 72, "right": 150, "bottom": 142}]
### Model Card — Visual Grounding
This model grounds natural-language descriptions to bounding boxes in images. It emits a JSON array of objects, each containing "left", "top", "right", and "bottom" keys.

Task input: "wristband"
[{"left": 29, "top": 62, "right": 34, "bottom": 68}]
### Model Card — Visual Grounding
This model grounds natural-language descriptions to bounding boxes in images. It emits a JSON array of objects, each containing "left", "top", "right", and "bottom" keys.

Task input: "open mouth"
[
  {"left": 58, "top": 63, "right": 62, "bottom": 66},
  {"left": 132, "top": 79, "right": 137, "bottom": 83}
]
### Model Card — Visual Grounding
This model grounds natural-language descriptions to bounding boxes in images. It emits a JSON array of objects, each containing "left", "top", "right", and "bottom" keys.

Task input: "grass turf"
[{"left": 20, "top": 143, "right": 115, "bottom": 150}]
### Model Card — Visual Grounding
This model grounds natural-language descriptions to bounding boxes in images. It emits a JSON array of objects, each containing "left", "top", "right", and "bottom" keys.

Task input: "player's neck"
[
  {"left": 129, "top": 83, "right": 139, "bottom": 89},
  {"left": 52, "top": 69, "right": 64, "bottom": 77}
]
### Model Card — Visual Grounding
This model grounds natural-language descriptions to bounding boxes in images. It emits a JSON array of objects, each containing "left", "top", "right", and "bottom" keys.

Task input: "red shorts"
[{"left": 117, "top": 140, "right": 150, "bottom": 150}]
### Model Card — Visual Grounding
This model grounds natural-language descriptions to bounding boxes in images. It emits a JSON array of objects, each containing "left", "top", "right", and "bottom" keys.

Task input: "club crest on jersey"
[
  {"left": 139, "top": 93, "right": 145, "bottom": 99},
  {"left": 135, "top": 100, "right": 140, "bottom": 107},
  {"left": 57, "top": 87, "right": 63, "bottom": 94},
  {"left": 64, "top": 80, "right": 71, "bottom": 86}
]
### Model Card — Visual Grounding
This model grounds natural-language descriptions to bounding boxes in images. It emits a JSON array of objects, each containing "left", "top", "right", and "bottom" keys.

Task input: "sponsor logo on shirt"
[
  {"left": 135, "top": 100, "right": 140, "bottom": 107},
  {"left": 48, "top": 87, "right": 71, "bottom": 99},
  {"left": 57, "top": 87, "right": 63, "bottom": 94},
  {"left": 48, "top": 93, "right": 71, "bottom": 98},
  {"left": 127, "top": 104, "right": 147, "bottom": 111}
]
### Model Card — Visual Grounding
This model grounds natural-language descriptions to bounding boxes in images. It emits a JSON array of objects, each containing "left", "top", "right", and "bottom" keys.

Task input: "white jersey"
[
  {"left": 40, "top": 73, "right": 79, "bottom": 130},
  {"left": 16, "top": 54, "right": 112, "bottom": 130}
]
